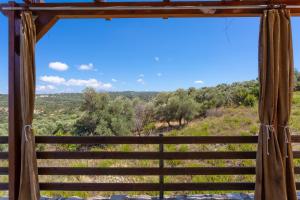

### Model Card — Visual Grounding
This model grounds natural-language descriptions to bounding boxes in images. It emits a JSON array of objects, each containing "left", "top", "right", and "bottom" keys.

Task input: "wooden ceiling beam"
[
  {"left": 32, "top": 10, "right": 259, "bottom": 19},
  {"left": 4, "top": 1, "right": 300, "bottom": 9},
  {"left": 26, "top": 8, "right": 300, "bottom": 19},
  {"left": 1, "top": 1, "right": 300, "bottom": 18},
  {"left": 2, "top": 0, "right": 300, "bottom": 42}
]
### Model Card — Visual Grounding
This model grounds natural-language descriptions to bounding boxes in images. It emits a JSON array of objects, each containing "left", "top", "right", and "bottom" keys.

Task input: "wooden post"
[
  {"left": 159, "top": 133, "right": 164, "bottom": 200},
  {"left": 8, "top": 1, "right": 22, "bottom": 200}
]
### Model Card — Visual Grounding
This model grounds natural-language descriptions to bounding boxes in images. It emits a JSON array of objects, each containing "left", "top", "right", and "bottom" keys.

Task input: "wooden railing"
[{"left": 1, "top": 135, "right": 300, "bottom": 198}]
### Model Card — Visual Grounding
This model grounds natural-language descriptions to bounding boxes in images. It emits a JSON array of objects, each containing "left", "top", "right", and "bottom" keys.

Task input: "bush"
[
  {"left": 74, "top": 88, "right": 134, "bottom": 136},
  {"left": 244, "top": 94, "right": 256, "bottom": 107}
]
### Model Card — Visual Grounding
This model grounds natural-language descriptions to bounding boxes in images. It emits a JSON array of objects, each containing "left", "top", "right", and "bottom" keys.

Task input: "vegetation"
[
  {"left": 1, "top": 78, "right": 300, "bottom": 198},
  {"left": 74, "top": 88, "right": 135, "bottom": 137},
  {"left": 73, "top": 80, "right": 259, "bottom": 137}
]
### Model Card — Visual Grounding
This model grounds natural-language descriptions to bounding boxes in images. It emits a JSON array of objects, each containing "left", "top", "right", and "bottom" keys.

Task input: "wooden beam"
[
  {"left": 2, "top": 1, "right": 300, "bottom": 19},
  {"left": 36, "top": 167, "right": 257, "bottom": 176},
  {"left": 8, "top": 1, "right": 22, "bottom": 200},
  {"left": 35, "top": 151, "right": 257, "bottom": 160},
  {"left": 2, "top": 0, "right": 300, "bottom": 42},
  {"left": 35, "top": 14, "right": 57, "bottom": 41},
  {"left": 38, "top": 182, "right": 256, "bottom": 191},
  {"left": 33, "top": 135, "right": 259, "bottom": 144},
  {"left": 15, "top": 0, "right": 295, "bottom": 7}
]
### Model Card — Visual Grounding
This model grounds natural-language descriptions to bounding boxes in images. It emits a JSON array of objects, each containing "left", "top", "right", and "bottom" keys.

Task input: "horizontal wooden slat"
[
  {"left": 291, "top": 135, "right": 300, "bottom": 143},
  {"left": 0, "top": 167, "right": 8, "bottom": 175},
  {"left": 2, "top": 135, "right": 300, "bottom": 144},
  {"left": 0, "top": 183, "right": 8, "bottom": 191},
  {"left": 14, "top": 166, "right": 300, "bottom": 176},
  {"left": 37, "top": 182, "right": 300, "bottom": 191},
  {"left": 36, "top": 151, "right": 257, "bottom": 160},
  {"left": 0, "top": 152, "right": 8, "bottom": 159},
  {"left": 24, "top": 167, "right": 300, "bottom": 175},
  {"left": 35, "top": 136, "right": 259, "bottom": 144},
  {"left": 0, "top": 136, "right": 8, "bottom": 144},
  {"left": 295, "top": 167, "right": 300, "bottom": 174},
  {"left": 39, "top": 183, "right": 159, "bottom": 191},
  {"left": 39, "top": 182, "right": 255, "bottom": 191},
  {"left": 0, "top": 182, "right": 292, "bottom": 191},
  {"left": 293, "top": 151, "right": 300, "bottom": 158},
  {"left": 36, "top": 151, "right": 300, "bottom": 159},
  {"left": 2, "top": 150, "right": 300, "bottom": 160},
  {"left": 38, "top": 167, "right": 256, "bottom": 176},
  {"left": 164, "top": 183, "right": 255, "bottom": 191}
]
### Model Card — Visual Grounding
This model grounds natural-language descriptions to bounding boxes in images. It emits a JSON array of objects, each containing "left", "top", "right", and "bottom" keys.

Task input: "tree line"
[
  {"left": 74, "top": 80, "right": 259, "bottom": 137},
  {"left": 1, "top": 73, "right": 300, "bottom": 141}
]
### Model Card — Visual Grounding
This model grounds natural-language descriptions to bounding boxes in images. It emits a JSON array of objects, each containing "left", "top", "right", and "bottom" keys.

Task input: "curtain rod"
[{"left": 2, "top": 4, "right": 300, "bottom": 11}]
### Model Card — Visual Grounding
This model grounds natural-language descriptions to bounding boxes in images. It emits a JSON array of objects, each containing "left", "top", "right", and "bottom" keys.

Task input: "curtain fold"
[
  {"left": 255, "top": 9, "right": 296, "bottom": 200},
  {"left": 18, "top": 11, "right": 40, "bottom": 200}
]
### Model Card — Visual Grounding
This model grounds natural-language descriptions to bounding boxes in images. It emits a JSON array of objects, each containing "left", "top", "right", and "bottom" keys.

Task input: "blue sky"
[{"left": 0, "top": 11, "right": 300, "bottom": 93}]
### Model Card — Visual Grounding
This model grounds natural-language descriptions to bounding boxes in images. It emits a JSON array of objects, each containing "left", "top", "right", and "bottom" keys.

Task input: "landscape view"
[
  {"left": 1, "top": 15, "right": 300, "bottom": 198},
  {"left": 1, "top": 74, "right": 300, "bottom": 197}
]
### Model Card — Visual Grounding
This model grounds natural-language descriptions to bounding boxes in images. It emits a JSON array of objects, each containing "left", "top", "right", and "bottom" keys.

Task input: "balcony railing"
[{"left": 1, "top": 135, "right": 300, "bottom": 198}]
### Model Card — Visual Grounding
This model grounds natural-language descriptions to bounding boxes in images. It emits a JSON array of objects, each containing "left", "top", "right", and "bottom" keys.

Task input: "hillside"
[
  {"left": 1, "top": 90, "right": 300, "bottom": 197},
  {"left": 168, "top": 91, "right": 300, "bottom": 136},
  {"left": 38, "top": 92, "right": 300, "bottom": 198},
  {"left": 0, "top": 80, "right": 261, "bottom": 137}
]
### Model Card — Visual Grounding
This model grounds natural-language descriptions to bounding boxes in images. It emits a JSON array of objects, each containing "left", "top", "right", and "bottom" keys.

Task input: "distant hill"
[
  {"left": 0, "top": 91, "right": 159, "bottom": 137},
  {"left": 0, "top": 91, "right": 159, "bottom": 110},
  {"left": 107, "top": 91, "right": 159, "bottom": 101}
]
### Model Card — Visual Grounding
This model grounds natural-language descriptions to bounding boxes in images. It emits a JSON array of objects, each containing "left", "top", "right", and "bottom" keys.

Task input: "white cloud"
[
  {"left": 137, "top": 78, "right": 145, "bottom": 84},
  {"left": 112, "top": 79, "right": 117, "bottom": 82},
  {"left": 36, "top": 85, "right": 56, "bottom": 92},
  {"left": 65, "top": 79, "right": 112, "bottom": 90},
  {"left": 154, "top": 57, "right": 160, "bottom": 62},
  {"left": 40, "top": 75, "right": 66, "bottom": 84},
  {"left": 157, "top": 73, "right": 162, "bottom": 77},
  {"left": 79, "top": 63, "right": 94, "bottom": 71},
  {"left": 40, "top": 75, "right": 112, "bottom": 90},
  {"left": 139, "top": 74, "right": 144, "bottom": 77},
  {"left": 194, "top": 80, "right": 204, "bottom": 84},
  {"left": 102, "top": 83, "right": 113, "bottom": 89},
  {"left": 49, "top": 62, "right": 69, "bottom": 71}
]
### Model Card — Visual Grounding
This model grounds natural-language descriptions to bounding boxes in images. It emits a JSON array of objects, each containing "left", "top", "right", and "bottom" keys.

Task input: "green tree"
[
  {"left": 154, "top": 93, "right": 174, "bottom": 127},
  {"left": 173, "top": 89, "right": 198, "bottom": 126},
  {"left": 74, "top": 88, "right": 134, "bottom": 136},
  {"left": 154, "top": 90, "right": 198, "bottom": 127},
  {"left": 132, "top": 98, "right": 155, "bottom": 136}
]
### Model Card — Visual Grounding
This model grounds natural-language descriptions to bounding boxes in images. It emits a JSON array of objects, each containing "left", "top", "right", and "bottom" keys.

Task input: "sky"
[{"left": 0, "top": 5, "right": 300, "bottom": 93}]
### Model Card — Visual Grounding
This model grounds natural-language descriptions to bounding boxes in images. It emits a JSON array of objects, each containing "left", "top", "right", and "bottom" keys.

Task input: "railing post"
[{"left": 159, "top": 133, "right": 164, "bottom": 200}]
